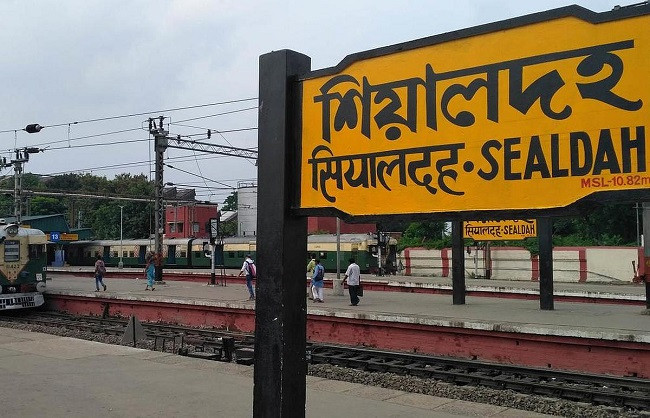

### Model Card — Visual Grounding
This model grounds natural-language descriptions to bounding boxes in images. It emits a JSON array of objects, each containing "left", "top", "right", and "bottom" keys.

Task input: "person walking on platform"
[
  {"left": 306, "top": 253, "right": 316, "bottom": 299},
  {"left": 343, "top": 257, "right": 361, "bottom": 306},
  {"left": 311, "top": 259, "right": 325, "bottom": 303},
  {"left": 145, "top": 252, "right": 155, "bottom": 291},
  {"left": 238, "top": 254, "right": 256, "bottom": 300},
  {"left": 94, "top": 254, "right": 107, "bottom": 292}
]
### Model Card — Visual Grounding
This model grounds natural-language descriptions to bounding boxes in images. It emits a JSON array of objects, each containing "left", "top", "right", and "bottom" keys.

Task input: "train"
[
  {"left": 0, "top": 221, "right": 48, "bottom": 310},
  {"left": 64, "top": 233, "right": 397, "bottom": 273}
]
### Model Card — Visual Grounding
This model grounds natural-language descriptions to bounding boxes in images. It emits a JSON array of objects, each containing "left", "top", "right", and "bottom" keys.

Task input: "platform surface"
[
  {"left": 51, "top": 265, "right": 649, "bottom": 299},
  {"left": 45, "top": 273, "right": 650, "bottom": 343},
  {"left": 0, "top": 327, "right": 554, "bottom": 418}
]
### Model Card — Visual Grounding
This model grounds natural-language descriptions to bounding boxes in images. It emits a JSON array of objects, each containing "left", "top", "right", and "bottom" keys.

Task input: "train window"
[
  {"left": 122, "top": 251, "right": 128, "bottom": 258},
  {"left": 192, "top": 222, "right": 199, "bottom": 233},
  {"left": 177, "top": 223, "right": 184, "bottom": 233},
  {"left": 180, "top": 250, "right": 187, "bottom": 258},
  {"left": 129, "top": 251, "right": 135, "bottom": 257},
  {"left": 237, "top": 251, "right": 245, "bottom": 258},
  {"left": 29, "top": 244, "right": 43, "bottom": 259},
  {"left": 169, "top": 223, "right": 176, "bottom": 233},
  {"left": 4, "top": 240, "right": 19, "bottom": 262},
  {"left": 111, "top": 251, "right": 118, "bottom": 258}
]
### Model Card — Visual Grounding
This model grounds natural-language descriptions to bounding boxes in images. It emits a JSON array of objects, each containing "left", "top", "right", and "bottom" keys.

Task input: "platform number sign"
[{"left": 50, "top": 232, "right": 61, "bottom": 242}]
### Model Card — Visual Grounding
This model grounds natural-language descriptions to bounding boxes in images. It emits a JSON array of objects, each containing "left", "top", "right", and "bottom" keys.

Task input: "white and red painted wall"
[{"left": 399, "top": 246, "right": 644, "bottom": 283}]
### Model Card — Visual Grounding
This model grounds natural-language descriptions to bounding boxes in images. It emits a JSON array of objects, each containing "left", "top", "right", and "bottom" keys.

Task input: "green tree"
[
  {"left": 221, "top": 191, "right": 237, "bottom": 211},
  {"left": 397, "top": 221, "right": 450, "bottom": 250},
  {"left": 30, "top": 196, "right": 66, "bottom": 215}
]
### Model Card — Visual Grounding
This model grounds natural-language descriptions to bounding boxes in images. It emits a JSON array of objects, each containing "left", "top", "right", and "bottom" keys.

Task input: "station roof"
[{"left": 4, "top": 214, "right": 70, "bottom": 233}]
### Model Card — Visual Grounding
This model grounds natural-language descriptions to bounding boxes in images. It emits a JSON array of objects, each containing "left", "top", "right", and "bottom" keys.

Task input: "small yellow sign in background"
[{"left": 463, "top": 219, "right": 537, "bottom": 241}]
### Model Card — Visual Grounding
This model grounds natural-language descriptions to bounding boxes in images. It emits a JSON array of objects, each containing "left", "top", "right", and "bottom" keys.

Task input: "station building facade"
[{"left": 165, "top": 203, "right": 218, "bottom": 239}]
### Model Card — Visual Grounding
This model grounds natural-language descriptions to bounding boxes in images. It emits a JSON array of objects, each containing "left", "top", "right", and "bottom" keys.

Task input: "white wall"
[{"left": 400, "top": 246, "right": 639, "bottom": 283}]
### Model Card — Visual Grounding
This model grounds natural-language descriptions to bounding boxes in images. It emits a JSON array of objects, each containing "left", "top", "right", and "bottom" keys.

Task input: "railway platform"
[
  {"left": 0, "top": 327, "right": 553, "bottom": 417},
  {"left": 44, "top": 273, "right": 650, "bottom": 378},
  {"left": 48, "top": 265, "right": 648, "bottom": 304}
]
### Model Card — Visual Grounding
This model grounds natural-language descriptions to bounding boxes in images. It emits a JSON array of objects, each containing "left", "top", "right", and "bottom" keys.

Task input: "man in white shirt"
[
  {"left": 343, "top": 258, "right": 361, "bottom": 306},
  {"left": 238, "top": 255, "right": 256, "bottom": 300}
]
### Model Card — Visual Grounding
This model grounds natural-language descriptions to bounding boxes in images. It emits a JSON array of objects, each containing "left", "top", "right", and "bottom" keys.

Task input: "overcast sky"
[{"left": 0, "top": 0, "right": 625, "bottom": 205}]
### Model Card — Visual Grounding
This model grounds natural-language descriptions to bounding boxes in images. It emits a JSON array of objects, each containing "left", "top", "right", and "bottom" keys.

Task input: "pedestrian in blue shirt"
[{"left": 311, "top": 259, "right": 325, "bottom": 303}]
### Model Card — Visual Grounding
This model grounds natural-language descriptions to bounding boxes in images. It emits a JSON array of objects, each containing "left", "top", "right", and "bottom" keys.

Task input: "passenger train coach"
[
  {"left": 0, "top": 222, "right": 48, "bottom": 310},
  {"left": 65, "top": 234, "right": 396, "bottom": 273}
]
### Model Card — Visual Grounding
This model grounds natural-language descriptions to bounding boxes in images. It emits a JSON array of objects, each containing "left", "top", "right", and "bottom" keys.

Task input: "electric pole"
[
  {"left": 149, "top": 117, "right": 168, "bottom": 283},
  {"left": 0, "top": 147, "right": 43, "bottom": 224},
  {"left": 147, "top": 116, "right": 258, "bottom": 283}
]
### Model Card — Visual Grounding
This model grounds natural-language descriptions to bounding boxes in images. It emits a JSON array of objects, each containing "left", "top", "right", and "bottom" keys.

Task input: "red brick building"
[
  {"left": 307, "top": 217, "right": 376, "bottom": 234},
  {"left": 165, "top": 204, "right": 218, "bottom": 239}
]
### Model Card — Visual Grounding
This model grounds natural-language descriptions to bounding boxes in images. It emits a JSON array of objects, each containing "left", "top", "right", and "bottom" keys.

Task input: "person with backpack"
[
  {"left": 94, "top": 254, "right": 107, "bottom": 292},
  {"left": 311, "top": 259, "right": 325, "bottom": 303},
  {"left": 238, "top": 254, "right": 256, "bottom": 300}
]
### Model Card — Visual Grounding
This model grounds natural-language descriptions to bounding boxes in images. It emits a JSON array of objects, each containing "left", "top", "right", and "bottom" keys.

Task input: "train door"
[
  {"left": 103, "top": 246, "right": 110, "bottom": 263},
  {"left": 167, "top": 245, "right": 177, "bottom": 265},
  {"left": 138, "top": 245, "right": 147, "bottom": 264}
]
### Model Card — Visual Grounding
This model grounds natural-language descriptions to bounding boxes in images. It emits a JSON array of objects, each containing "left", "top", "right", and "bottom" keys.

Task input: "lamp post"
[{"left": 119, "top": 205, "right": 124, "bottom": 269}]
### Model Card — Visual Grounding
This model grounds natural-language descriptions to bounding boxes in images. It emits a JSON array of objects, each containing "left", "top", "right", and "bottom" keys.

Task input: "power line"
[
  {"left": 45, "top": 138, "right": 150, "bottom": 151},
  {"left": 165, "top": 183, "right": 234, "bottom": 190},
  {"left": 34, "top": 153, "right": 231, "bottom": 176},
  {"left": 165, "top": 163, "right": 235, "bottom": 189},
  {"left": 0, "top": 97, "right": 258, "bottom": 134},
  {"left": 29, "top": 127, "right": 143, "bottom": 150},
  {"left": 172, "top": 106, "right": 258, "bottom": 124},
  {"left": 1, "top": 107, "right": 258, "bottom": 154},
  {"left": 169, "top": 123, "right": 258, "bottom": 135}
]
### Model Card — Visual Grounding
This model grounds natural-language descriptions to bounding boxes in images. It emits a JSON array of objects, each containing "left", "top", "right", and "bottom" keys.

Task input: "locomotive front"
[{"left": 0, "top": 222, "right": 47, "bottom": 310}]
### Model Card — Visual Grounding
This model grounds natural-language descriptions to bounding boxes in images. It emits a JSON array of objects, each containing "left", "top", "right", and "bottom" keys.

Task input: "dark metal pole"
[
  {"left": 451, "top": 220, "right": 466, "bottom": 305},
  {"left": 152, "top": 121, "right": 168, "bottom": 282},
  {"left": 255, "top": 49, "right": 310, "bottom": 418},
  {"left": 210, "top": 242, "right": 216, "bottom": 285},
  {"left": 14, "top": 157, "right": 22, "bottom": 224},
  {"left": 538, "top": 217, "right": 554, "bottom": 310},
  {"left": 641, "top": 202, "right": 650, "bottom": 309}
]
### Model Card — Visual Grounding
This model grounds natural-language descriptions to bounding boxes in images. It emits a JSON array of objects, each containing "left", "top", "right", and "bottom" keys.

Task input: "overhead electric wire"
[
  {"left": 38, "top": 153, "right": 231, "bottom": 176},
  {"left": 165, "top": 163, "right": 235, "bottom": 189},
  {"left": 29, "top": 127, "right": 144, "bottom": 149},
  {"left": 169, "top": 122, "right": 258, "bottom": 135},
  {"left": 165, "top": 183, "right": 234, "bottom": 190},
  {"left": 45, "top": 137, "right": 150, "bottom": 151},
  {"left": 172, "top": 106, "right": 258, "bottom": 124},
  {"left": 0, "top": 97, "right": 258, "bottom": 134}
]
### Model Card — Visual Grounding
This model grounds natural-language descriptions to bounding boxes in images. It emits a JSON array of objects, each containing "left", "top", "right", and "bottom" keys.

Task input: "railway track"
[
  {"left": 1, "top": 311, "right": 648, "bottom": 411},
  {"left": 310, "top": 344, "right": 650, "bottom": 410}
]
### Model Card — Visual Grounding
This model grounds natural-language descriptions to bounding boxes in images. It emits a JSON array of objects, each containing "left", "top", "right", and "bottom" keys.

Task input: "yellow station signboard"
[
  {"left": 463, "top": 220, "right": 537, "bottom": 241},
  {"left": 300, "top": 7, "right": 650, "bottom": 216}
]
